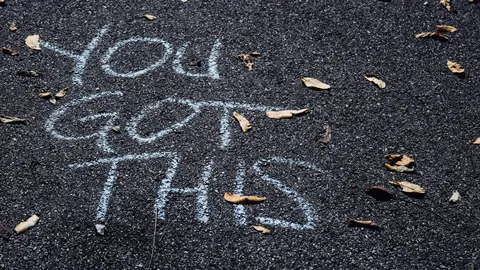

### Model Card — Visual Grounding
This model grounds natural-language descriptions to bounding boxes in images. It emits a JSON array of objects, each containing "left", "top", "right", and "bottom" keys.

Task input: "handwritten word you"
[{"left": 41, "top": 25, "right": 222, "bottom": 86}]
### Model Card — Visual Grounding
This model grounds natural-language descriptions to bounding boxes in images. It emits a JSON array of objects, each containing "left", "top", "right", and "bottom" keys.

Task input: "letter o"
[{"left": 101, "top": 37, "right": 173, "bottom": 78}]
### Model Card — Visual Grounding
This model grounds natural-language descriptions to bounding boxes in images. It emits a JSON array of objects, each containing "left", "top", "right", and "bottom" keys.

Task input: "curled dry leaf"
[
  {"left": 448, "top": 190, "right": 461, "bottom": 203},
  {"left": 95, "top": 224, "right": 106, "bottom": 235},
  {"left": 436, "top": 25, "right": 457, "bottom": 32},
  {"left": 144, "top": 14, "right": 157, "bottom": 20},
  {"left": 25, "top": 35, "right": 41, "bottom": 50},
  {"left": 390, "top": 181, "right": 426, "bottom": 194},
  {"left": 9, "top": 23, "right": 17, "bottom": 32},
  {"left": 440, "top": 0, "right": 452, "bottom": 11},
  {"left": 364, "top": 73, "right": 386, "bottom": 89},
  {"left": 39, "top": 92, "right": 52, "bottom": 98},
  {"left": 0, "top": 115, "right": 25, "bottom": 123},
  {"left": 14, "top": 215, "right": 39, "bottom": 233},
  {"left": 18, "top": 69, "right": 41, "bottom": 77},
  {"left": 347, "top": 219, "right": 379, "bottom": 229},
  {"left": 319, "top": 125, "right": 332, "bottom": 144},
  {"left": 414, "top": 32, "right": 448, "bottom": 41},
  {"left": 301, "top": 77, "right": 331, "bottom": 90},
  {"left": 2, "top": 47, "right": 19, "bottom": 56},
  {"left": 471, "top": 137, "right": 480, "bottom": 144},
  {"left": 49, "top": 96, "right": 57, "bottom": 104},
  {"left": 384, "top": 154, "right": 415, "bottom": 173},
  {"left": 236, "top": 54, "right": 254, "bottom": 70},
  {"left": 447, "top": 60, "right": 465, "bottom": 74},
  {"left": 55, "top": 88, "right": 67, "bottom": 98},
  {"left": 365, "top": 186, "right": 393, "bottom": 201},
  {"left": 224, "top": 192, "right": 266, "bottom": 204},
  {"left": 233, "top": 112, "right": 251, "bottom": 133},
  {"left": 266, "top": 108, "right": 310, "bottom": 119},
  {"left": 252, "top": 225, "right": 271, "bottom": 234},
  {"left": 111, "top": 126, "right": 121, "bottom": 133}
]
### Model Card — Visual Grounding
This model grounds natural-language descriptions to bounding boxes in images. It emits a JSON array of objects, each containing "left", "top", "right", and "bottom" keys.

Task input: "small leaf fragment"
[
  {"left": 266, "top": 108, "right": 310, "bottom": 119},
  {"left": 436, "top": 25, "right": 457, "bottom": 32},
  {"left": 2, "top": 47, "right": 19, "bottom": 56},
  {"left": 447, "top": 60, "right": 465, "bottom": 74},
  {"left": 250, "top": 51, "right": 261, "bottom": 56},
  {"left": 0, "top": 115, "right": 25, "bottom": 123},
  {"left": 18, "top": 69, "right": 41, "bottom": 77},
  {"left": 440, "top": 0, "right": 452, "bottom": 11},
  {"left": 9, "top": 23, "right": 17, "bottom": 32},
  {"left": 95, "top": 224, "right": 106, "bottom": 235},
  {"left": 471, "top": 137, "right": 480, "bottom": 144},
  {"left": 236, "top": 54, "right": 254, "bottom": 70},
  {"left": 448, "top": 190, "right": 461, "bottom": 203},
  {"left": 384, "top": 154, "right": 415, "bottom": 172},
  {"left": 233, "top": 112, "right": 251, "bottom": 133},
  {"left": 55, "top": 88, "right": 67, "bottom": 98},
  {"left": 14, "top": 215, "right": 39, "bottom": 233},
  {"left": 49, "top": 96, "right": 57, "bottom": 104},
  {"left": 364, "top": 73, "right": 386, "bottom": 89},
  {"left": 111, "top": 126, "right": 121, "bottom": 133},
  {"left": 39, "top": 92, "right": 52, "bottom": 98},
  {"left": 365, "top": 186, "right": 393, "bottom": 201},
  {"left": 224, "top": 192, "right": 266, "bottom": 204},
  {"left": 390, "top": 181, "right": 426, "bottom": 194},
  {"left": 25, "top": 34, "right": 41, "bottom": 50},
  {"left": 319, "top": 125, "right": 332, "bottom": 144},
  {"left": 347, "top": 219, "right": 379, "bottom": 229},
  {"left": 252, "top": 225, "right": 271, "bottom": 234},
  {"left": 414, "top": 32, "right": 448, "bottom": 41},
  {"left": 144, "top": 14, "right": 157, "bottom": 20},
  {"left": 301, "top": 77, "right": 331, "bottom": 90}
]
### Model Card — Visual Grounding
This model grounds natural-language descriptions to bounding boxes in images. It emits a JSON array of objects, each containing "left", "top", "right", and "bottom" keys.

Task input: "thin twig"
[{"left": 148, "top": 208, "right": 159, "bottom": 270}]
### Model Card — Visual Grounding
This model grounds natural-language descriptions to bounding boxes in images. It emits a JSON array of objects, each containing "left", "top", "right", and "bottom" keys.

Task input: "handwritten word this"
[
  {"left": 41, "top": 25, "right": 222, "bottom": 86},
  {"left": 69, "top": 153, "right": 325, "bottom": 230},
  {"left": 45, "top": 91, "right": 285, "bottom": 153}
]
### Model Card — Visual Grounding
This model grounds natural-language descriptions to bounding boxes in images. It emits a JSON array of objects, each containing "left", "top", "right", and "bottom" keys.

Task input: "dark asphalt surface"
[{"left": 1, "top": 0, "right": 480, "bottom": 269}]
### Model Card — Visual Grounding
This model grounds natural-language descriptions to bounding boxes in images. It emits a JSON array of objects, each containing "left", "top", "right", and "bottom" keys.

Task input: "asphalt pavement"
[{"left": 1, "top": 0, "right": 480, "bottom": 269}]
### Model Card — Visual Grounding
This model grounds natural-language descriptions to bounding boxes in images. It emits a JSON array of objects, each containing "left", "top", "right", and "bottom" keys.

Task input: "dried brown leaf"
[
  {"left": 18, "top": 69, "right": 41, "bottom": 77},
  {"left": 266, "top": 108, "right": 310, "bottom": 119},
  {"left": 9, "top": 23, "right": 17, "bottom": 32},
  {"left": 233, "top": 112, "right": 251, "bottom": 133},
  {"left": 447, "top": 60, "right": 465, "bottom": 74},
  {"left": 236, "top": 54, "right": 254, "bottom": 70},
  {"left": 224, "top": 192, "right": 266, "bottom": 204},
  {"left": 319, "top": 125, "right": 332, "bottom": 144},
  {"left": 39, "top": 92, "right": 52, "bottom": 98},
  {"left": 471, "top": 137, "right": 480, "bottom": 144},
  {"left": 384, "top": 154, "right": 415, "bottom": 172},
  {"left": 347, "top": 219, "right": 379, "bottom": 229},
  {"left": 436, "top": 25, "right": 457, "bottom": 32},
  {"left": 252, "top": 225, "right": 271, "bottom": 234},
  {"left": 0, "top": 115, "right": 25, "bottom": 123},
  {"left": 440, "top": 0, "right": 452, "bottom": 11},
  {"left": 365, "top": 186, "right": 393, "bottom": 201},
  {"left": 55, "top": 88, "right": 67, "bottom": 98},
  {"left": 144, "top": 14, "right": 157, "bottom": 20},
  {"left": 25, "top": 35, "right": 41, "bottom": 50},
  {"left": 364, "top": 73, "right": 386, "bottom": 89},
  {"left": 390, "top": 181, "right": 426, "bottom": 194},
  {"left": 14, "top": 215, "right": 39, "bottom": 233},
  {"left": 448, "top": 190, "right": 461, "bottom": 203},
  {"left": 2, "top": 47, "right": 19, "bottom": 56},
  {"left": 301, "top": 77, "right": 331, "bottom": 90},
  {"left": 250, "top": 51, "right": 261, "bottom": 56},
  {"left": 414, "top": 32, "right": 448, "bottom": 41}
]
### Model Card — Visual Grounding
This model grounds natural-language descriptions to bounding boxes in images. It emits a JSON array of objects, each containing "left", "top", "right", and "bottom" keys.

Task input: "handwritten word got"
[{"left": 41, "top": 25, "right": 222, "bottom": 86}]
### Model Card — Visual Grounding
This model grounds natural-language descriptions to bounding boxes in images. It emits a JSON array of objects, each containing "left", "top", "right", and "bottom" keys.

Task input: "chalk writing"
[
  {"left": 45, "top": 91, "right": 123, "bottom": 153},
  {"left": 41, "top": 25, "right": 222, "bottom": 86}
]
